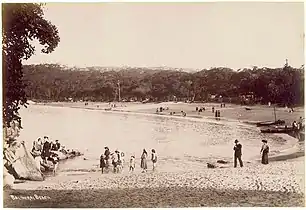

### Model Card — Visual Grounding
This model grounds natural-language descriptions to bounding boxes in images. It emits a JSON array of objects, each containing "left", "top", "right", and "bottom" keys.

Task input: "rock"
[
  {"left": 3, "top": 172, "right": 15, "bottom": 189},
  {"left": 217, "top": 160, "right": 229, "bottom": 164},
  {"left": 207, "top": 163, "right": 217, "bottom": 169}
]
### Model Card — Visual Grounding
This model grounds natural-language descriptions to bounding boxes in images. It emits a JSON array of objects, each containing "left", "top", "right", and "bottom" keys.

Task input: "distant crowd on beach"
[
  {"left": 99, "top": 147, "right": 157, "bottom": 174},
  {"left": 156, "top": 103, "right": 227, "bottom": 118}
]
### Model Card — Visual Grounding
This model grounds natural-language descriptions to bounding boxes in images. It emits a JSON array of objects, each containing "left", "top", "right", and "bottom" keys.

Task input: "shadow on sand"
[{"left": 4, "top": 187, "right": 304, "bottom": 208}]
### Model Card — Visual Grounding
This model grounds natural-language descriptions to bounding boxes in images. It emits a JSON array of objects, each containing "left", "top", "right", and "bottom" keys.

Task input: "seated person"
[{"left": 51, "top": 140, "right": 61, "bottom": 151}]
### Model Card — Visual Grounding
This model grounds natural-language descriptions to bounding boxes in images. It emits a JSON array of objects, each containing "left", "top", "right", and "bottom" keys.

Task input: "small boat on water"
[
  {"left": 257, "top": 105, "right": 286, "bottom": 127},
  {"left": 260, "top": 127, "right": 294, "bottom": 134}
]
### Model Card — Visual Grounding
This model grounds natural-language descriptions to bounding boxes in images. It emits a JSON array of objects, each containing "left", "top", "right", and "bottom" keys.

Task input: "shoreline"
[
  {"left": 6, "top": 102, "right": 304, "bottom": 207},
  {"left": 35, "top": 102, "right": 304, "bottom": 162},
  {"left": 37, "top": 101, "right": 305, "bottom": 125}
]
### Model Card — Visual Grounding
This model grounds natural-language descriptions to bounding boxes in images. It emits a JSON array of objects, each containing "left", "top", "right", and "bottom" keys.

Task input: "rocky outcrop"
[
  {"left": 3, "top": 123, "right": 44, "bottom": 182},
  {"left": 207, "top": 160, "right": 231, "bottom": 169}
]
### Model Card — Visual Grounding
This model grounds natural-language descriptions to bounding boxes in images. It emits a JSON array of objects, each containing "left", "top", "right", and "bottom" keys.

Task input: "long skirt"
[
  {"left": 141, "top": 158, "right": 147, "bottom": 169},
  {"left": 261, "top": 153, "right": 268, "bottom": 164}
]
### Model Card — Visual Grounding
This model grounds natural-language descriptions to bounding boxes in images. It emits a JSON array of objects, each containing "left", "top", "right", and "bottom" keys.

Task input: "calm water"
[{"left": 18, "top": 105, "right": 297, "bottom": 173}]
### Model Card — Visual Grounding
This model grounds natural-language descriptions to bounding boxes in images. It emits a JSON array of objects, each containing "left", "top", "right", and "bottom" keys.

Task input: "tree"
[{"left": 2, "top": 3, "right": 60, "bottom": 129}]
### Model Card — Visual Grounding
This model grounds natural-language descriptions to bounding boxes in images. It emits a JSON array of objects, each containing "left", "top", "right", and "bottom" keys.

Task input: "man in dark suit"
[{"left": 233, "top": 139, "right": 243, "bottom": 168}]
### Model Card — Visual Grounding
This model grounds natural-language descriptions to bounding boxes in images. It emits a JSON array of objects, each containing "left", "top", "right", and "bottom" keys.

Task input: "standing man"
[
  {"left": 233, "top": 139, "right": 243, "bottom": 168},
  {"left": 42, "top": 136, "right": 51, "bottom": 163}
]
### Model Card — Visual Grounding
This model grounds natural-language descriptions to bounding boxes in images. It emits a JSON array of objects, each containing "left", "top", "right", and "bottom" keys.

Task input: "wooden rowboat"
[{"left": 260, "top": 127, "right": 294, "bottom": 134}]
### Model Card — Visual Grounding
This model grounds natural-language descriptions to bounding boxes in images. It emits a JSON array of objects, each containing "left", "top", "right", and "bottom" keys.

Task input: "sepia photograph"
[{"left": 2, "top": 1, "right": 305, "bottom": 208}]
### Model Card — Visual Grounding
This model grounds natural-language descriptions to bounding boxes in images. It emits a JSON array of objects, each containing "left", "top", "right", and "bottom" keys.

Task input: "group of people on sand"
[
  {"left": 99, "top": 147, "right": 124, "bottom": 174},
  {"left": 291, "top": 117, "right": 304, "bottom": 140},
  {"left": 100, "top": 147, "right": 158, "bottom": 174},
  {"left": 292, "top": 117, "right": 304, "bottom": 130},
  {"left": 233, "top": 139, "right": 270, "bottom": 167},
  {"left": 156, "top": 106, "right": 187, "bottom": 117},
  {"left": 31, "top": 136, "right": 71, "bottom": 174}
]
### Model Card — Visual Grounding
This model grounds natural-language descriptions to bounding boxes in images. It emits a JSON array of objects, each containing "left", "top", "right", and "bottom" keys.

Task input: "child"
[
  {"left": 111, "top": 153, "right": 119, "bottom": 173},
  {"left": 50, "top": 154, "right": 59, "bottom": 176},
  {"left": 151, "top": 149, "right": 157, "bottom": 171},
  {"left": 129, "top": 155, "right": 135, "bottom": 172}
]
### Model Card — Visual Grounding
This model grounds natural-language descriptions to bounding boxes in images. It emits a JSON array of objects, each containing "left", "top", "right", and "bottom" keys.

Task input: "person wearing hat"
[
  {"left": 51, "top": 140, "right": 61, "bottom": 151},
  {"left": 42, "top": 136, "right": 51, "bottom": 163},
  {"left": 233, "top": 139, "right": 243, "bottom": 168},
  {"left": 260, "top": 140, "right": 269, "bottom": 164},
  {"left": 104, "top": 147, "right": 110, "bottom": 159},
  {"left": 104, "top": 147, "right": 111, "bottom": 171}
]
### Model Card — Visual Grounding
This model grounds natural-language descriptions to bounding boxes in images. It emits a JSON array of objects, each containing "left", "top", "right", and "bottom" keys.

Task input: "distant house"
[{"left": 240, "top": 92, "right": 255, "bottom": 105}]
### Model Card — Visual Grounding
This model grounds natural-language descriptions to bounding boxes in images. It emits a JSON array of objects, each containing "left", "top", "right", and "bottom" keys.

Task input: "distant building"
[{"left": 240, "top": 92, "right": 255, "bottom": 105}]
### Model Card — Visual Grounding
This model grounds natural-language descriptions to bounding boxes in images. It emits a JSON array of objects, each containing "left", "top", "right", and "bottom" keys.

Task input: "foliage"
[
  {"left": 2, "top": 3, "right": 60, "bottom": 128},
  {"left": 22, "top": 64, "right": 304, "bottom": 106}
]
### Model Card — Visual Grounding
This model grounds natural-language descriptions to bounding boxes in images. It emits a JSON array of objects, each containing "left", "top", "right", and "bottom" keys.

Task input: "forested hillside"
[{"left": 22, "top": 64, "right": 304, "bottom": 106}]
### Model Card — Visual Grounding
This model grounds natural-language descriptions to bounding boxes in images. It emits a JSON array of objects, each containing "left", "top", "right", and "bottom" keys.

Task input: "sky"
[{"left": 23, "top": 2, "right": 304, "bottom": 70}]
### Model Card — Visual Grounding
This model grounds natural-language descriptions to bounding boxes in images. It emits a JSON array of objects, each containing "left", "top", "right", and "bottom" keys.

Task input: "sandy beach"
[
  {"left": 4, "top": 157, "right": 305, "bottom": 207},
  {"left": 4, "top": 102, "right": 305, "bottom": 207},
  {"left": 40, "top": 101, "right": 304, "bottom": 126}
]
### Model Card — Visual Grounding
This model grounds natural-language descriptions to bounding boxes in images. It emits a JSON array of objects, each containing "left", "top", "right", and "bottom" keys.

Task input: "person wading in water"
[
  {"left": 260, "top": 140, "right": 269, "bottom": 164},
  {"left": 233, "top": 139, "right": 243, "bottom": 168}
]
